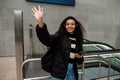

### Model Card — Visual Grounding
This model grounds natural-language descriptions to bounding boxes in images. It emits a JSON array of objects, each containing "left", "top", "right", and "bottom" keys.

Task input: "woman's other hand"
[{"left": 75, "top": 54, "right": 83, "bottom": 58}]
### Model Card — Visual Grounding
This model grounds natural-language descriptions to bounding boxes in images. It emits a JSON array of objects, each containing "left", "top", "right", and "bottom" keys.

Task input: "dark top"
[{"left": 36, "top": 23, "right": 84, "bottom": 80}]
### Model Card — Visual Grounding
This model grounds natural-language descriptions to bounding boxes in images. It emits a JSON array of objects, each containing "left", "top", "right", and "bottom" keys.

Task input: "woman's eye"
[
  {"left": 66, "top": 23, "right": 69, "bottom": 26},
  {"left": 71, "top": 23, "right": 75, "bottom": 25},
  {"left": 66, "top": 23, "right": 74, "bottom": 26}
]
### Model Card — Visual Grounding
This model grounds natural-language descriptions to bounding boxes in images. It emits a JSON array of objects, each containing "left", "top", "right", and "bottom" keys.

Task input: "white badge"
[{"left": 71, "top": 44, "right": 76, "bottom": 49}]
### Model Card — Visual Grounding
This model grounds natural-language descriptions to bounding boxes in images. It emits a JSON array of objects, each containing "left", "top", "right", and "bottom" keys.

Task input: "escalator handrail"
[{"left": 22, "top": 55, "right": 113, "bottom": 80}]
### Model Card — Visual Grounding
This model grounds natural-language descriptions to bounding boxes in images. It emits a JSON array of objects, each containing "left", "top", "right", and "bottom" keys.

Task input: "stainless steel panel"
[
  {"left": 29, "top": 23, "right": 33, "bottom": 58},
  {"left": 14, "top": 10, "right": 24, "bottom": 80}
]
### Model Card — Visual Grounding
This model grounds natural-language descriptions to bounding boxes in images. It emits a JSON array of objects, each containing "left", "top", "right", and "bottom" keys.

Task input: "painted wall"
[{"left": 0, "top": 0, "right": 120, "bottom": 56}]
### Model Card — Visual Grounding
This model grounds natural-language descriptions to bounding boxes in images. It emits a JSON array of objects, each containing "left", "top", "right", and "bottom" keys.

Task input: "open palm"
[{"left": 32, "top": 5, "right": 44, "bottom": 22}]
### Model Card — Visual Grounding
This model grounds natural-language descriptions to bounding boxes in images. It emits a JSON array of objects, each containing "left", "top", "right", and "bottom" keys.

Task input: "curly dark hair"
[{"left": 56, "top": 16, "right": 85, "bottom": 45}]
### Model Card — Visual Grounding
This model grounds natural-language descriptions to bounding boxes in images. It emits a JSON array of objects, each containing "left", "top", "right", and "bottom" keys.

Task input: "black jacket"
[{"left": 36, "top": 23, "right": 84, "bottom": 80}]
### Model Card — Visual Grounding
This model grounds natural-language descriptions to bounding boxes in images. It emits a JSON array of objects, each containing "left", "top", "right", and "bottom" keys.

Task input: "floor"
[{"left": 0, "top": 57, "right": 17, "bottom": 80}]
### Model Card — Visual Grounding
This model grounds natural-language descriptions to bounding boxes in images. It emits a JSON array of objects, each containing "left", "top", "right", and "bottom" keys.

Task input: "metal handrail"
[
  {"left": 84, "top": 59, "right": 111, "bottom": 80},
  {"left": 24, "top": 76, "right": 51, "bottom": 80},
  {"left": 22, "top": 54, "right": 114, "bottom": 80},
  {"left": 22, "top": 58, "right": 51, "bottom": 80},
  {"left": 21, "top": 58, "right": 84, "bottom": 80},
  {"left": 22, "top": 58, "right": 41, "bottom": 67}
]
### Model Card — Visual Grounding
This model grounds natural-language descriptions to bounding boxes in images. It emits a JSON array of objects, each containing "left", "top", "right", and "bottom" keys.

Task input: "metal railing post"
[
  {"left": 98, "top": 61, "right": 101, "bottom": 79},
  {"left": 81, "top": 62, "right": 85, "bottom": 80},
  {"left": 14, "top": 10, "right": 24, "bottom": 80},
  {"left": 108, "top": 62, "right": 111, "bottom": 80},
  {"left": 28, "top": 23, "right": 33, "bottom": 59}
]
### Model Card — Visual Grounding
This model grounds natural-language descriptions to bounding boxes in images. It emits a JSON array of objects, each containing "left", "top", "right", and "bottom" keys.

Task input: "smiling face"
[{"left": 65, "top": 19, "right": 76, "bottom": 34}]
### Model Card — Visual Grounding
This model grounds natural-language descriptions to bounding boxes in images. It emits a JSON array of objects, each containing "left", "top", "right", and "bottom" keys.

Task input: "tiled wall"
[{"left": 0, "top": 0, "right": 120, "bottom": 56}]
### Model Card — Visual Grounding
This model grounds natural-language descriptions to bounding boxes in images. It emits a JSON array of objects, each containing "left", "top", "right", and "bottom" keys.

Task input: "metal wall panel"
[{"left": 14, "top": 10, "right": 24, "bottom": 80}]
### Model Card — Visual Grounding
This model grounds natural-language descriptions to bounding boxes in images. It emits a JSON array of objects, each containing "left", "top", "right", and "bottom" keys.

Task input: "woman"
[{"left": 32, "top": 5, "right": 85, "bottom": 80}]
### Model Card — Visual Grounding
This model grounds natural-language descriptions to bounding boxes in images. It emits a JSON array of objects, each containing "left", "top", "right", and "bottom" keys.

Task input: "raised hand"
[{"left": 32, "top": 5, "right": 44, "bottom": 27}]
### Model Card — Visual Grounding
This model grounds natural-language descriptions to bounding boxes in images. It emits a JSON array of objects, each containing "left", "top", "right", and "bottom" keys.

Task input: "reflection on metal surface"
[
  {"left": 22, "top": 58, "right": 51, "bottom": 80},
  {"left": 24, "top": 76, "right": 51, "bottom": 80},
  {"left": 14, "top": 10, "right": 24, "bottom": 80},
  {"left": 28, "top": 23, "right": 33, "bottom": 59}
]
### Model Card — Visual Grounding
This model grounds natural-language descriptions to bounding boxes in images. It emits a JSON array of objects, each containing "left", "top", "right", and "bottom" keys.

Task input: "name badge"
[{"left": 71, "top": 44, "right": 76, "bottom": 49}]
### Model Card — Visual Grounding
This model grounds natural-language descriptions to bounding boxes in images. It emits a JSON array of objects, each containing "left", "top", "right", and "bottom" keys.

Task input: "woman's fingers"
[
  {"left": 38, "top": 5, "right": 44, "bottom": 12},
  {"left": 32, "top": 7, "right": 37, "bottom": 14},
  {"left": 33, "top": 7, "right": 38, "bottom": 12},
  {"left": 32, "top": 8, "right": 35, "bottom": 14},
  {"left": 41, "top": 7, "right": 44, "bottom": 12},
  {"left": 75, "top": 54, "right": 83, "bottom": 58},
  {"left": 32, "top": 5, "right": 44, "bottom": 14},
  {"left": 38, "top": 5, "right": 41, "bottom": 11},
  {"left": 32, "top": 6, "right": 40, "bottom": 14}
]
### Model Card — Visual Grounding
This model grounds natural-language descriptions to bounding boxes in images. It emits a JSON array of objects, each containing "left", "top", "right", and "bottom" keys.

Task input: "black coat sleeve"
[
  {"left": 36, "top": 23, "right": 59, "bottom": 47},
  {"left": 75, "top": 57, "right": 84, "bottom": 64}
]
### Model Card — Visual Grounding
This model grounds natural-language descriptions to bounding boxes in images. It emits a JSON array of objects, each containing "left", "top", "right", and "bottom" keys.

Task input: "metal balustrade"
[{"left": 21, "top": 54, "right": 116, "bottom": 80}]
